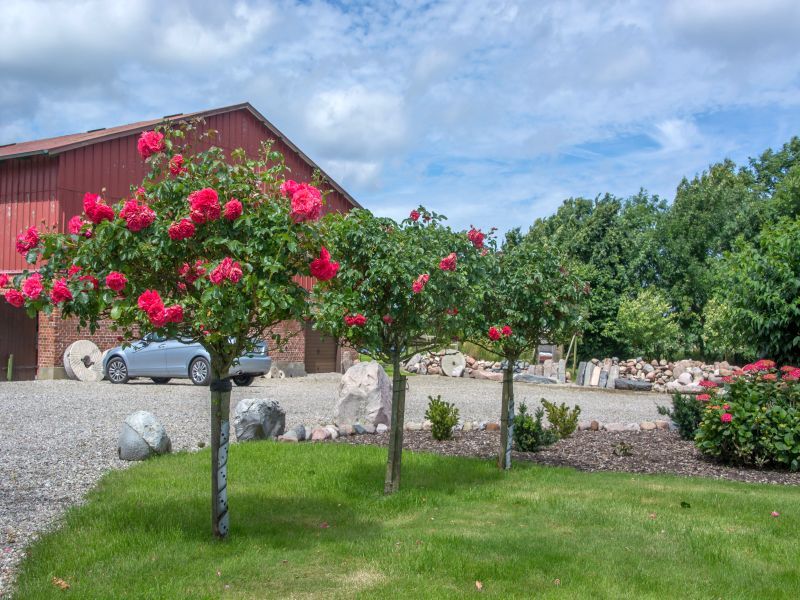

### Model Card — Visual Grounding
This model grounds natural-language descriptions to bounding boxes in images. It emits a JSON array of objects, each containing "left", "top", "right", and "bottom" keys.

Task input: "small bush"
[
  {"left": 513, "top": 402, "right": 558, "bottom": 452},
  {"left": 695, "top": 364, "right": 800, "bottom": 471},
  {"left": 541, "top": 399, "right": 581, "bottom": 438},
  {"left": 657, "top": 392, "right": 704, "bottom": 440},
  {"left": 425, "top": 395, "right": 459, "bottom": 441}
]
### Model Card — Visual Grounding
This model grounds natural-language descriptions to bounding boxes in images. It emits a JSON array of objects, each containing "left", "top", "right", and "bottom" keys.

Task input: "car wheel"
[
  {"left": 107, "top": 357, "right": 129, "bottom": 384},
  {"left": 151, "top": 377, "right": 171, "bottom": 384},
  {"left": 190, "top": 357, "right": 211, "bottom": 386},
  {"left": 233, "top": 375, "right": 254, "bottom": 387}
]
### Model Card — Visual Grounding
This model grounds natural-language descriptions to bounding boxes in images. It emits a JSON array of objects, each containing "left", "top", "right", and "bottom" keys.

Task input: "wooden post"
[
  {"left": 210, "top": 371, "right": 232, "bottom": 538},
  {"left": 384, "top": 353, "right": 406, "bottom": 494},
  {"left": 6, "top": 354, "right": 13, "bottom": 382},
  {"left": 498, "top": 358, "right": 515, "bottom": 470}
]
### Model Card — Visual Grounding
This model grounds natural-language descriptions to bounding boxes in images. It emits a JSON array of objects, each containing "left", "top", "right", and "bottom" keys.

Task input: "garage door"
[
  {"left": 304, "top": 323, "right": 338, "bottom": 373},
  {"left": 0, "top": 303, "right": 38, "bottom": 380}
]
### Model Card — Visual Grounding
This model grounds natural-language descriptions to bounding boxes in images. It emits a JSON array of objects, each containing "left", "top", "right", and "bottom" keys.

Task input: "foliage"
[
  {"left": 312, "top": 207, "right": 482, "bottom": 365},
  {"left": 695, "top": 362, "right": 800, "bottom": 471},
  {"left": 715, "top": 218, "right": 800, "bottom": 364},
  {"left": 424, "top": 395, "right": 460, "bottom": 441},
  {"left": 613, "top": 288, "right": 682, "bottom": 359},
  {"left": 3, "top": 122, "right": 327, "bottom": 373},
  {"left": 15, "top": 443, "right": 800, "bottom": 599},
  {"left": 540, "top": 399, "right": 581, "bottom": 438},
  {"left": 657, "top": 393, "right": 705, "bottom": 440},
  {"left": 512, "top": 402, "right": 558, "bottom": 452},
  {"left": 701, "top": 296, "right": 757, "bottom": 363}
]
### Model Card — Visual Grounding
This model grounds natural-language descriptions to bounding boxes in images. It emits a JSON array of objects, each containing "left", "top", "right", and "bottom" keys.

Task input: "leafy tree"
[
  {"left": 612, "top": 288, "right": 681, "bottom": 359},
  {"left": 715, "top": 217, "right": 800, "bottom": 364},
  {"left": 701, "top": 296, "right": 756, "bottom": 363},
  {"left": 312, "top": 207, "right": 481, "bottom": 493},
  {"left": 3, "top": 122, "right": 331, "bottom": 538},
  {"left": 465, "top": 233, "right": 585, "bottom": 469}
]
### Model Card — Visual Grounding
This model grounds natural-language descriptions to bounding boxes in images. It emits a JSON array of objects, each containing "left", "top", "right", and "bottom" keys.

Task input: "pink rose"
[
  {"left": 223, "top": 199, "right": 243, "bottom": 221},
  {"left": 50, "top": 278, "right": 73, "bottom": 303},
  {"left": 168, "top": 219, "right": 196, "bottom": 241},
  {"left": 720, "top": 413, "right": 732, "bottom": 424},
  {"left": 0, "top": 273, "right": 9, "bottom": 288},
  {"left": 309, "top": 247, "right": 339, "bottom": 281},
  {"left": 165, "top": 305, "right": 184, "bottom": 324},
  {"left": 280, "top": 180, "right": 301, "bottom": 197},
  {"left": 22, "top": 273, "right": 43, "bottom": 300},
  {"left": 439, "top": 253, "right": 457, "bottom": 271},
  {"left": 137, "top": 130, "right": 165, "bottom": 159},
  {"left": 382, "top": 315, "right": 394, "bottom": 324},
  {"left": 78, "top": 274, "right": 99, "bottom": 290},
  {"left": 15, "top": 226, "right": 39, "bottom": 255},
  {"left": 412, "top": 273, "right": 430, "bottom": 294},
  {"left": 501, "top": 325, "right": 512, "bottom": 337},
  {"left": 4, "top": 289, "right": 25, "bottom": 307},
  {"left": 188, "top": 188, "right": 220, "bottom": 224},
  {"left": 488, "top": 326, "right": 501, "bottom": 341},
  {"left": 68, "top": 215, "right": 92, "bottom": 237},
  {"left": 169, "top": 154, "right": 186, "bottom": 176},
  {"left": 119, "top": 199, "right": 156, "bottom": 232},
  {"left": 105, "top": 271, "right": 128, "bottom": 292},
  {"left": 289, "top": 185, "right": 323, "bottom": 223},
  {"left": 467, "top": 227, "right": 485, "bottom": 249},
  {"left": 410, "top": 210, "right": 420, "bottom": 222},
  {"left": 83, "top": 193, "right": 115, "bottom": 224},
  {"left": 344, "top": 313, "right": 367, "bottom": 327},
  {"left": 208, "top": 257, "right": 242, "bottom": 285}
]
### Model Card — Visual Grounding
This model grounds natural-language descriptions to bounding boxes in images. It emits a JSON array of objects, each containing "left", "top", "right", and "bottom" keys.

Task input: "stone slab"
[{"left": 577, "top": 361, "right": 587, "bottom": 386}]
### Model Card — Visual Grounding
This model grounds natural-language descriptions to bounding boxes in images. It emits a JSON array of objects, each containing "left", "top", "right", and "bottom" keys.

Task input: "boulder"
[
  {"left": 118, "top": 411, "right": 171, "bottom": 461},
  {"left": 603, "top": 422, "right": 625, "bottom": 432},
  {"left": 311, "top": 427, "right": 331, "bottom": 441},
  {"left": 677, "top": 372, "right": 693, "bottom": 385},
  {"left": 294, "top": 425, "right": 307, "bottom": 441},
  {"left": 485, "top": 422, "right": 501, "bottom": 432},
  {"left": 576, "top": 361, "right": 587, "bottom": 386},
  {"left": 614, "top": 379, "right": 653, "bottom": 391},
  {"left": 590, "top": 420, "right": 600, "bottom": 431},
  {"left": 640, "top": 421, "right": 657, "bottom": 431},
  {"left": 333, "top": 361, "right": 392, "bottom": 427},
  {"left": 362, "top": 424, "right": 377, "bottom": 434},
  {"left": 376, "top": 423, "right": 389, "bottom": 434},
  {"left": 277, "top": 431, "right": 299, "bottom": 442},
  {"left": 655, "top": 420, "right": 670, "bottom": 430},
  {"left": 471, "top": 369, "right": 503, "bottom": 381},
  {"left": 513, "top": 373, "right": 558, "bottom": 384},
  {"left": 353, "top": 423, "right": 367, "bottom": 434},
  {"left": 325, "top": 425, "right": 339, "bottom": 440},
  {"left": 233, "top": 398, "right": 286, "bottom": 441}
]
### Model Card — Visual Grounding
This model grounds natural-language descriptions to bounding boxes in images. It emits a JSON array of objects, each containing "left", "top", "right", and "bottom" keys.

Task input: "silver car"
[{"left": 103, "top": 333, "right": 271, "bottom": 386}]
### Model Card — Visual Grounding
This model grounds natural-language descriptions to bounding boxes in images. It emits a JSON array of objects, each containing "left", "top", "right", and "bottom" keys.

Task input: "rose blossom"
[
  {"left": 50, "top": 278, "right": 73, "bottom": 303},
  {"left": 169, "top": 154, "right": 186, "bottom": 176},
  {"left": 165, "top": 305, "right": 184, "bottom": 323},
  {"left": 289, "top": 184, "right": 323, "bottom": 223},
  {"left": 344, "top": 313, "right": 367, "bottom": 327},
  {"left": 209, "top": 257, "right": 242, "bottom": 285},
  {"left": 223, "top": 199, "right": 243, "bottom": 221},
  {"left": 279, "top": 180, "right": 301, "bottom": 197},
  {"left": 79, "top": 274, "right": 99, "bottom": 289},
  {"left": 382, "top": 315, "right": 394, "bottom": 324},
  {"left": 83, "top": 193, "right": 115, "bottom": 224},
  {"left": 168, "top": 219, "right": 196, "bottom": 241},
  {"left": 412, "top": 273, "right": 429, "bottom": 294},
  {"left": 4, "top": 289, "right": 24, "bottom": 307},
  {"left": 0, "top": 273, "right": 9, "bottom": 288},
  {"left": 467, "top": 227, "right": 485, "bottom": 249},
  {"left": 137, "top": 130, "right": 165, "bottom": 159},
  {"left": 445, "top": 308, "right": 458, "bottom": 316},
  {"left": 439, "top": 253, "right": 457, "bottom": 271},
  {"left": 105, "top": 271, "right": 128, "bottom": 292},
  {"left": 188, "top": 188, "right": 221, "bottom": 224},
  {"left": 179, "top": 260, "right": 206, "bottom": 284},
  {"left": 720, "top": 413, "right": 732, "bottom": 423},
  {"left": 22, "top": 273, "right": 43, "bottom": 299},
  {"left": 15, "top": 226, "right": 39, "bottom": 255},
  {"left": 137, "top": 290, "right": 167, "bottom": 327},
  {"left": 501, "top": 325, "right": 512, "bottom": 337},
  {"left": 68, "top": 215, "right": 92, "bottom": 237},
  {"left": 309, "top": 247, "right": 339, "bottom": 281},
  {"left": 410, "top": 210, "right": 420, "bottom": 222},
  {"left": 488, "top": 326, "right": 501, "bottom": 341},
  {"left": 68, "top": 265, "right": 81, "bottom": 277},
  {"left": 120, "top": 199, "right": 156, "bottom": 232}
]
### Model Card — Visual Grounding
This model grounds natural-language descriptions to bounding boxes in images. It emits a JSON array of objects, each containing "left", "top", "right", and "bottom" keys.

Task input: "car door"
[
  {"left": 164, "top": 337, "right": 198, "bottom": 377},
  {"left": 125, "top": 333, "right": 167, "bottom": 376}
]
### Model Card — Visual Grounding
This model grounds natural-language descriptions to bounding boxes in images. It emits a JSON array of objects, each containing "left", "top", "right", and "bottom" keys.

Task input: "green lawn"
[{"left": 14, "top": 443, "right": 800, "bottom": 599}]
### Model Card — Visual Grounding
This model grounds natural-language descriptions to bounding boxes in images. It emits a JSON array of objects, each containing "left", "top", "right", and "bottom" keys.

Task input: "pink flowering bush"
[
  {"left": 695, "top": 360, "right": 800, "bottom": 470},
  {"left": 2, "top": 121, "right": 335, "bottom": 538}
]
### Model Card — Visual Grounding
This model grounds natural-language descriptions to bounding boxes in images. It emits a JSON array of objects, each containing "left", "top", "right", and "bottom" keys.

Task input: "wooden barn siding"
[{"left": 0, "top": 156, "right": 59, "bottom": 271}]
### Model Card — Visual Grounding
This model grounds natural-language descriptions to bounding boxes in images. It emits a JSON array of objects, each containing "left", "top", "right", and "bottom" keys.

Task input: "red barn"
[{"left": 0, "top": 102, "right": 359, "bottom": 380}]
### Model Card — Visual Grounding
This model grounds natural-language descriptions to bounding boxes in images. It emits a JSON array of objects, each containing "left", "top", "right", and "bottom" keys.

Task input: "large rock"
[
  {"left": 471, "top": 369, "right": 503, "bottom": 381},
  {"left": 440, "top": 351, "right": 467, "bottom": 377},
  {"left": 118, "top": 411, "right": 171, "bottom": 461},
  {"left": 614, "top": 379, "right": 653, "bottom": 391},
  {"left": 334, "top": 361, "right": 392, "bottom": 427},
  {"left": 233, "top": 398, "right": 286, "bottom": 441},
  {"left": 513, "top": 373, "right": 558, "bottom": 384}
]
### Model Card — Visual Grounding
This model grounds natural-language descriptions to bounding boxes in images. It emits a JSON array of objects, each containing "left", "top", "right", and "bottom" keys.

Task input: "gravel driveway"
[{"left": 0, "top": 374, "right": 664, "bottom": 596}]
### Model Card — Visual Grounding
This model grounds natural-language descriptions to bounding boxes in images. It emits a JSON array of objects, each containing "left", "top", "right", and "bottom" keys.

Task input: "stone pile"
[
  {"left": 404, "top": 351, "right": 569, "bottom": 384},
  {"left": 575, "top": 358, "right": 740, "bottom": 393}
]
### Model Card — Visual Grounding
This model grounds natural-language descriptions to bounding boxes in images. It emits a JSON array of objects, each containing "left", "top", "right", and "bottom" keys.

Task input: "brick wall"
[
  {"left": 37, "top": 309, "right": 124, "bottom": 374},
  {"left": 267, "top": 320, "right": 306, "bottom": 364}
]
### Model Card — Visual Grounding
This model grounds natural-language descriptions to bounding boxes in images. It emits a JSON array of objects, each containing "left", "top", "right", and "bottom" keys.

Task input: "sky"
[{"left": 2, "top": 0, "right": 800, "bottom": 232}]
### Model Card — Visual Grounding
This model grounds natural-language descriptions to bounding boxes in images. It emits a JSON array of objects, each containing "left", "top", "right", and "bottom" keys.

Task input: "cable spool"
[{"left": 63, "top": 340, "right": 103, "bottom": 382}]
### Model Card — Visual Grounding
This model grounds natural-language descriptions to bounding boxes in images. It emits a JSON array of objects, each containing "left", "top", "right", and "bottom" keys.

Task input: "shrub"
[
  {"left": 657, "top": 392, "right": 705, "bottom": 440},
  {"left": 540, "top": 399, "right": 581, "bottom": 438},
  {"left": 513, "top": 402, "right": 558, "bottom": 452},
  {"left": 612, "top": 288, "right": 682, "bottom": 359},
  {"left": 695, "top": 361, "right": 800, "bottom": 471},
  {"left": 425, "top": 395, "right": 460, "bottom": 441}
]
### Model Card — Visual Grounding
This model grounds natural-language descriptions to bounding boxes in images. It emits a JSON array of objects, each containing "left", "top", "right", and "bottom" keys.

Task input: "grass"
[{"left": 14, "top": 443, "right": 800, "bottom": 599}]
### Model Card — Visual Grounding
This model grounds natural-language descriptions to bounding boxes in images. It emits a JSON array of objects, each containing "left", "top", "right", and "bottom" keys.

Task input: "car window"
[{"left": 146, "top": 332, "right": 166, "bottom": 343}]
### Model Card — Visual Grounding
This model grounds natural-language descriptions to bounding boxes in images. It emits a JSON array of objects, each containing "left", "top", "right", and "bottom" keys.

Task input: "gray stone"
[
  {"left": 353, "top": 423, "right": 367, "bottom": 434},
  {"left": 604, "top": 422, "right": 625, "bottom": 432},
  {"left": 422, "top": 420, "right": 432, "bottom": 431},
  {"left": 557, "top": 359, "right": 566, "bottom": 383},
  {"left": 294, "top": 425, "right": 307, "bottom": 441},
  {"left": 233, "top": 398, "right": 286, "bottom": 441},
  {"left": 462, "top": 421, "right": 473, "bottom": 432},
  {"left": 407, "top": 422, "right": 422, "bottom": 431},
  {"left": 614, "top": 379, "right": 653, "bottom": 391},
  {"left": 598, "top": 370, "right": 608, "bottom": 388},
  {"left": 590, "top": 365, "right": 601, "bottom": 386},
  {"left": 513, "top": 373, "right": 558, "bottom": 384},
  {"left": 606, "top": 365, "right": 619, "bottom": 389},
  {"left": 338, "top": 424, "right": 354, "bottom": 436},
  {"left": 623, "top": 423, "right": 641, "bottom": 432},
  {"left": 376, "top": 423, "right": 389, "bottom": 434},
  {"left": 334, "top": 361, "right": 392, "bottom": 427},
  {"left": 363, "top": 424, "right": 376, "bottom": 434},
  {"left": 578, "top": 420, "right": 592, "bottom": 431},
  {"left": 311, "top": 427, "right": 331, "bottom": 441},
  {"left": 677, "top": 372, "right": 693, "bottom": 385},
  {"left": 405, "top": 353, "right": 423, "bottom": 369},
  {"left": 325, "top": 425, "right": 339, "bottom": 440},
  {"left": 278, "top": 430, "right": 299, "bottom": 442},
  {"left": 643, "top": 364, "right": 655, "bottom": 374},
  {"left": 440, "top": 351, "right": 467, "bottom": 377},
  {"left": 576, "top": 361, "right": 587, "bottom": 386},
  {"left": 582, "top": 364, "right": 595, "bottom": 386},
  {"left": 118, "top": 411, "right": 171, "bottom": 461}
]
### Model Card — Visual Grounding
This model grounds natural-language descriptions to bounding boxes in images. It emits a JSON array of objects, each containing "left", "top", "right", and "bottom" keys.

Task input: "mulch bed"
[{"left": 335, "top": 429, "right": 800, "bottom": 486}]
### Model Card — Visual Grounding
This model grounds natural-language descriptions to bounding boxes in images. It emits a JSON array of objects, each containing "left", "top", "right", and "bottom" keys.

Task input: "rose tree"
[
  {"left": 465, "top": 233, "right": 586, "bottom": 469},
  {"left": 3, "top": 123, "right": 334, "bottom": 538},
  {"left": 312, "top": 207, "right": 482, "bottom": 493}
]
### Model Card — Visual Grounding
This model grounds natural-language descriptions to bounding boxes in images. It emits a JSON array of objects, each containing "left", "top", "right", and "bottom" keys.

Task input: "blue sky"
[{"left": 2, "top": 0, "right": 800, "bottom": 232}]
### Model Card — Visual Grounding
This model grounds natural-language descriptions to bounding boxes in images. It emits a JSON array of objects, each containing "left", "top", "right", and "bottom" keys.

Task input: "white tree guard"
[{"left": 63, "top": 340, "right": 103, "bottom": 382}]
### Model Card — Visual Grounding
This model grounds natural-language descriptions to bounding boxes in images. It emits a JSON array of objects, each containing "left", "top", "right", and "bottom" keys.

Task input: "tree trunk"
[
  {"left": 498, "top": 357, "right": 516, "bottom": 470},
  {"left": 384, "top": 352, "right": 406, "bottom": 494},
  {"left": 210, "top": 366, "right": 232, "bottom": 538}
]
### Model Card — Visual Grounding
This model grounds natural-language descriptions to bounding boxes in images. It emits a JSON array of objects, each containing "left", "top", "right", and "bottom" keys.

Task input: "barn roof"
[{"left": 0, "top": 102, "right": 360, "bottom": 208}]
